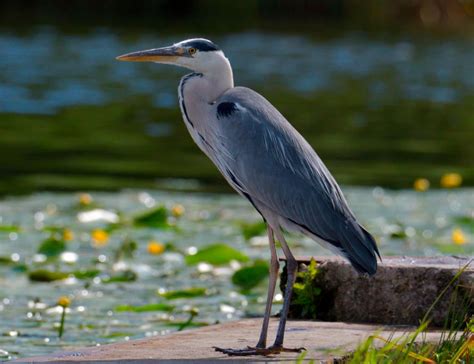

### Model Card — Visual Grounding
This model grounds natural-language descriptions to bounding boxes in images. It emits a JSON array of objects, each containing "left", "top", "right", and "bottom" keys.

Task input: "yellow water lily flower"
[
  {"left": 78, "top": 193, "right": 93, "bottom": 206},
  {"left": 441, "top": 173, "right": 462, "bottom": 188},
  {"left": 452, "top": 228, "right": 467, "bottom": 245},
  {"left": 62, "top": 229, "right": 74, "bottom": 241},
  {"left": 57, "top": 296, "right": 71, "bottom": 307},
  {"left": 147, "top": 241, "right": 165, "bottom": 255},
  {"left": 171, "top": 204, "right": 185, "bottom": 217},
  {"left": 413, "top": 178, "right": 430, "bottom": 192},
  {"left": 91, "top": 229, "right": 109, "bottom": 247}
]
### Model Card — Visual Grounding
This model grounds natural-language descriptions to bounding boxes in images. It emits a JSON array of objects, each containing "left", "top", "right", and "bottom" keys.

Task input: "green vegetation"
[
  {"left": 115, "top": 303, "right": 175, "bottom": 313},
  {"left": 185, "top": 243, "right": 249, "bottom": 266},
  {"left": 2, "top": 84, "right": 474, "bottom": 195},
  {"left": 291, "top": 259, "right": 321, "bottom": 319},
  {"left": 232, "top": 260, "right": 269, "bottom": 291},
  {"left": 158, "top": 287, "right": 208, "bottom": 300}
]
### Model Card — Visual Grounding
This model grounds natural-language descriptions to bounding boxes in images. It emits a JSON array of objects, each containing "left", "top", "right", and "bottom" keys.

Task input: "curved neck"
[
  {"left": 185, "top": 55, "right": 234, "bottom": 103},
  {"left": 203, "top": 56, "right": 234, "bottom": 101}
]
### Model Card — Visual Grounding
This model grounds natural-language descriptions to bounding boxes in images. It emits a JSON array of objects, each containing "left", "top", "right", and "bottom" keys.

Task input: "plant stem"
[{"left": 58, "top": 306, "right": 66, "bottom": 338}]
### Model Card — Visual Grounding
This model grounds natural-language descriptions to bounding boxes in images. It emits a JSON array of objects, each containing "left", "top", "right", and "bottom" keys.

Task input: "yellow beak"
[{"left": 116, "top": 46, "right": 185, "bottom": 63}]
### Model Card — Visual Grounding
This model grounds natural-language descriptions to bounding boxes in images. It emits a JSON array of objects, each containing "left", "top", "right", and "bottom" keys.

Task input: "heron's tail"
[{"left": 338, "top": 221, "right": 380, "bottom": 276}]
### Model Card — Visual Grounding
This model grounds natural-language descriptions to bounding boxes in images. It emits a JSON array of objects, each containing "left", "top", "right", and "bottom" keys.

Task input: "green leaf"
[
  {"left": 101, "top": 332, "right": 135, "bottom": 338},
  {"left": 185, "top": 243, "right": 249, "bottom": 266},
  {"left": 453, "top": 215, "right": 474, "bottom": 232},
  {"left": 72, "top": 269, "right": 101, "bottom": 279},
  {"left": 115, "top": 303, "right": 175, "bottom": 313},
  {"left": 28, "top": 269, "right": 69, "bottom": 282},
  {"left": 292, "top": 258, "right": 320, "bottom": 319},
  {"left": 232, "top": 260, "right": 269, "bottom": 291},
  {"left": 434, "top": 243, "right": 471, "bottom": 255},
  {"left": 102, "top": 270, "right": 137, "bottom": 283},
  {"left": 0, "top": 225, "right": 20, "bottom": 232},
  {"left": 133, "top": 206, "right": 169, "bottom": 228},
  {"left": 240, "top": 221, "right": 266, "bottom": 240},
  {"left": 37, "top": 237, "right": 66, "bottom": 258},
  {"left": 114, "top": 239, "right": 137, "bottom": 262},
  {"left": 158, "top": 287, "right": 207, "bottom": 300},
  {"left": 0, "top": 256, "right": 13, "bottom": 265},
  {"left": 164, "top": 321, "right": 208, "bottom": 329}
]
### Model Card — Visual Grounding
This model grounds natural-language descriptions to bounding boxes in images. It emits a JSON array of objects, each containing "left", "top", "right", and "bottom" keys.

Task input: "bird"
[{"left": 117, "top": 38, "right": 381, "bottom": 356}]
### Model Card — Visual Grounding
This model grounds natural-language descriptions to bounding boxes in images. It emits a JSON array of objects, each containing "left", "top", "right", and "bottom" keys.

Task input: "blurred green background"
[{"left": 1, "top": 0, "right": 474, "bottom": 195}]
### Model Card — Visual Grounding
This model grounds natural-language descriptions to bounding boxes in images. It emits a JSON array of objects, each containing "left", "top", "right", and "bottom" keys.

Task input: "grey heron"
[{"left": 117, "top": 38, "right": 380, "bottom": 356}]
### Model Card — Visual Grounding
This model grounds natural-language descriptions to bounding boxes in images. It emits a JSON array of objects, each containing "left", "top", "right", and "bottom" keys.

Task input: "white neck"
[
  {"left": 177, "top": 50, "right": 234, "bottom": 102},
  {"left": 196, "top": 53, "right": 234, "bottom": 102}
]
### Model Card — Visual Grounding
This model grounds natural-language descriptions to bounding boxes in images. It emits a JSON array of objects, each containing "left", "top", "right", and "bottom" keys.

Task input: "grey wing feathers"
[{"left": 216, "top": 87, "right": 380, "bottom": 275}]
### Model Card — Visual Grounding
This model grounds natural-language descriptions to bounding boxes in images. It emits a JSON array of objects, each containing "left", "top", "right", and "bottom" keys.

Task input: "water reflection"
[
  {"left": 0, "top": 27, "right": 473, "bottom": 191},
  {"left": 2, "top": 28, "right": 474, "bottom": 114}
]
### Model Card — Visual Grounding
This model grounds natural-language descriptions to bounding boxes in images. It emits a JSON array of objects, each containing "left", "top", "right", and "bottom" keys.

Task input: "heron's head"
[{"left": 116, "top": 38, "right": 227, "bottom": 73}]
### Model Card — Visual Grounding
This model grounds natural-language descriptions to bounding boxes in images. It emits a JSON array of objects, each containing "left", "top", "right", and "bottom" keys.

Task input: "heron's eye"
[{"left": 189, "top": 47, "right": 197, "bottom": 55}]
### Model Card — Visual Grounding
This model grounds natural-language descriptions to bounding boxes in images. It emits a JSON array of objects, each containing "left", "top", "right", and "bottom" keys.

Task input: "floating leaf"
[
  {"left": 101, "top": 332, "right": 135, "bottom": 338},
  {"left": 0, "top": 256, "right": 13, "bottom": 265},
  {"left": 115, "top": 303, "right": 174, "bottom": 313},
  {"left": 114, "top": 240, "right": 137, "bottom": 262},
  {"left": 37, "top": 237, "right": 66, "bottom": 258},
  {"left": 232, "top": 260, "right": 269, "bottom": 291},
  {"left": 240, "top": 221, "right": 266, "bottom": 240},
  {"left": 159, "top": 287, "right": 207, "bottom": 300},
  {"left": 28, "top": 270, "right": 69, "bottom": 282},
  {"left": 102, "top": 270, "right": 137, "bottom": 283},
  {"left": 453, "top": 216, "right": 474, "bottom": 232},
  {"left": 164, "top": 321, "right": 208, "bottom": 329},
  {"left": 133, "top": 206, "right": 169, "bottom": 228},
  {"left": 72, "top": 269, "right": 101, "bottom": 279},
  {"left": 0, "top": 225, "right": 20, "bottom": 232},
  {"left": 185, "top": 243, "right": 248, "bottom": 266}
]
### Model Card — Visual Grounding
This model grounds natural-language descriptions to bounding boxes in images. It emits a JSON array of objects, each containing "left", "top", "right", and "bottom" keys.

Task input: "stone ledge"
[
  {"left": 13, "top": 319, "right": 451, "bottom": 363},
  {"left": 281, "top": 256, "right": 473, "bottom": 326}
]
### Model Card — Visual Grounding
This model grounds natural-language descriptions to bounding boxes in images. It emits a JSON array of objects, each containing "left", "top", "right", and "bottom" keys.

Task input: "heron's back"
[{"left": 214, "top": 87, "right": 380, "bottom": 275}]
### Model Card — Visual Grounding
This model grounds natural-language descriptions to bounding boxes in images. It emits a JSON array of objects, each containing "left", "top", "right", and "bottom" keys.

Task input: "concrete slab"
[
  {"left": 282, "top": 256, "right": 473, "bottom": 326},
  {"left": 15, "top": 319, "right": 449, "bottom": 363}
]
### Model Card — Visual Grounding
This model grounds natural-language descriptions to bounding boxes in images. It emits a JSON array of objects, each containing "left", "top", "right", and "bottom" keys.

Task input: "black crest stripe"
[{"left": 182, "top": 39, "right": 220, "bottom": 52}]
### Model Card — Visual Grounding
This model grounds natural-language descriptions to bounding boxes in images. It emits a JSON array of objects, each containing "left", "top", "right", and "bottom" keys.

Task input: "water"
[
  {"left": 1, "top": 28, "right": 474, "bottom": 194},
  {"left": 0, "top": 188, "right": 472, "bottom": 360}
]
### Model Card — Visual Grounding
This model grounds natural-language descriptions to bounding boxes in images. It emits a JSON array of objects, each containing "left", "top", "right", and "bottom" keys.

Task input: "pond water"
[
  {"left": 0, "top": 188, "right": 473, "bottom": 360},
  {"left": 1, "top": 27, "right": 474, "bottom": 194}
]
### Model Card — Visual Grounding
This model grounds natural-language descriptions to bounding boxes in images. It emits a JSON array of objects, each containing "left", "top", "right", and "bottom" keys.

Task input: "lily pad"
[
  {"left": 72, "top": 269, "right": 101, "bottom": 279},
  {"left": 453, "top": 216, "right": 474, "bottom": 231},
  {"left": 28, "top": 269, "right": 69, "bottom": 282},
  {"left": 185, "top": 243, "right": 248, "bottom": 266},
  {"left": 102, "top": 270, "right": 137, "bottom": 283},
  {"left": 0, "top": 256, "right": 13, "bottom": 265},
  {"left": 0, "top": 225, "right": 20, "bottom": 232},
  {"left": 37, "top": 237, "right": 66, "bottom": 258},
  {"left": 159, "top": 287, "right": 207, "bottom": 300},
  {"left": 232, "top": 260, "right": 269, "bottom": 291},
  {"left": 115, "top": 303, "right": 175, "bottom": 313},
  {"left": 165, "top": 321, "right": 208, "bottom": 329},
  {"left": 240, "top": 221, "right": 266, "bottom": 240},
  {"left": 133, "top": 206, "right": 169, "bottom": 228}
]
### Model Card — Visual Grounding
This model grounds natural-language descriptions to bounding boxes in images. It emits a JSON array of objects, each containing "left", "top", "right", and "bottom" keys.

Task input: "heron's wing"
[{"left": 215, "top": 87, "right": 380, "bottom": 274}]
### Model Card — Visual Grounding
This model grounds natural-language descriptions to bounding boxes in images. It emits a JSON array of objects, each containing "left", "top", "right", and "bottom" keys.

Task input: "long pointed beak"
[{"left": 116, "top": 46, "right": 185, "bottom": 63}]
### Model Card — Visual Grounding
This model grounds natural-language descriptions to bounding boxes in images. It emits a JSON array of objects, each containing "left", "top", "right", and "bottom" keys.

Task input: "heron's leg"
[
  {"left": 255, "top": 225, "right": 279, "bottom": 349},
  {"left": 213, "top": 227, "right": 304, "bottom": 356},
  {"left": 269, "top": 228, "right": 304, "bottom": 351}
]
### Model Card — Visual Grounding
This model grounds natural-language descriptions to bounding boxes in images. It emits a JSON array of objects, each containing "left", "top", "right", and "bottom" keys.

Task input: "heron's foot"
[{"left": 213, "top": 345, "right": 306, "bottom": 357}]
